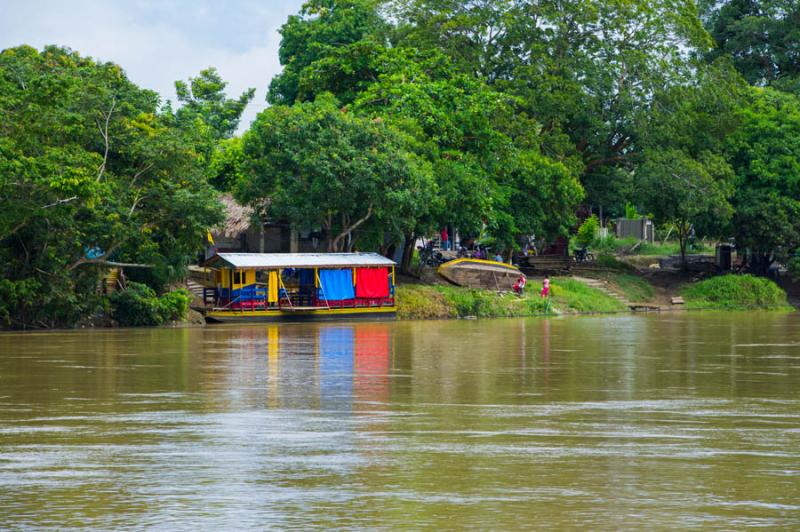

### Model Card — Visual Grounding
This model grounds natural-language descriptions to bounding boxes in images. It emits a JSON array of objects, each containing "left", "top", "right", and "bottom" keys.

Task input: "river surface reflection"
[{"left": 1, "top": 313, "right": 799, "bottom": 529}]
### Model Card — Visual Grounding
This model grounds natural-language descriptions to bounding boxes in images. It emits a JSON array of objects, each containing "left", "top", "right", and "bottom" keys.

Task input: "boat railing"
[{"left": 210, "top": 284, "right": 395, "bottom": 312}]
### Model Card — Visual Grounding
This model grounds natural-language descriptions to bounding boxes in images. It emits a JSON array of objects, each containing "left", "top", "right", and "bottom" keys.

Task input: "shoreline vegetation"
[
  {"left": 396, "top": 273, "right": 793, "bottom": 321},
  {"left": 0, "top": 272, "right": 792, "bottom": 332}
]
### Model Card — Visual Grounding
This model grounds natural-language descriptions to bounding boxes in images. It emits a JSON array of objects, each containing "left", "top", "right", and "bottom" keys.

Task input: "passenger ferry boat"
[{"left": 199, "top": 253, "right": 397, "bottom": 323}]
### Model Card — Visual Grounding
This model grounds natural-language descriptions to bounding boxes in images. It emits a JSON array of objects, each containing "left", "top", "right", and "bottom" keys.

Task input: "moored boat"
[
  {"left": 199, "top": 253, "right": 396, "bottom": 323},
  {"left": 437, "top": 258, "right": 523, "bottom": 290}
]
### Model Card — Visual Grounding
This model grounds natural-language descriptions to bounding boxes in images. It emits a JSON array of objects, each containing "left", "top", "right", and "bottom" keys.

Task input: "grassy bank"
[
  {"left": 681, "top": 274, "right": 791, "bottom": 310},
  {"left": 591, "top": 236, "right": 711, "bottom": 256},
  {"left": 396, "top": 278, "right": 627, "bottom": 320}
]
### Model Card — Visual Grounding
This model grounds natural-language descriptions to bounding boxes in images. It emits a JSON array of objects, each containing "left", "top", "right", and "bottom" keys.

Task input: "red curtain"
[{"left": 355, "top": 267, "right": 390, "bottom": 298}]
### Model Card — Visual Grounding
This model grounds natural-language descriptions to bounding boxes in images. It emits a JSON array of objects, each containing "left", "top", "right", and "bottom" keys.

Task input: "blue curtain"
[
  {"left": 318, "top": 269, "right": 355, "bottom": 301},
  {"left": 298, "top": 268, "right": 315, "bottom": 286}
]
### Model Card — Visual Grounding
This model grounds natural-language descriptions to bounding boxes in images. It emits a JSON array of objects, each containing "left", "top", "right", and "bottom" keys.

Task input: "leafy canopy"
[{"left": 0, "top": 45, "right": 222, "bottom": 327}]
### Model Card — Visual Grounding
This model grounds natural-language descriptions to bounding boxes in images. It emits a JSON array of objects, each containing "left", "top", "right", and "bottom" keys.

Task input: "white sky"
[{"left": 0, "top": 0, "right": 306, "bottom": 132}]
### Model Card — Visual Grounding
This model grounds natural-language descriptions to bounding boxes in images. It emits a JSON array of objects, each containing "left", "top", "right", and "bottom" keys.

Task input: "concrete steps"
[
  {"left": 572, "top": 276, "right": 634, "bottom": 308},
  {"left": 186, "top": 279, "right": 206, "bottom": 299},
  {"left": 98, "top": 267, "right": 120, "bottom": 294}
]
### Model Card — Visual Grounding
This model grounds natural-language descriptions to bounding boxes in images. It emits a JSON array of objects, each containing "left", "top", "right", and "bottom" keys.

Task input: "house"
[{"left": 206, "top": 195, "right": 325, "bottom": 259}]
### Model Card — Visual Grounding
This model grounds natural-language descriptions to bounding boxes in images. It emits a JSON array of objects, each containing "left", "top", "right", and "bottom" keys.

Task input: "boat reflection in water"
[{"left": 249, "top": 323, "right": 392, "bottom": 411}]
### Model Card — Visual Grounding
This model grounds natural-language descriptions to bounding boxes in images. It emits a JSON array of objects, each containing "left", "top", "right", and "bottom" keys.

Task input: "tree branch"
[
  {"left": 96, "top": 97, "right": 116, "bottom": 182},
  {"left": 331, "top": 205, "right": 373, "bottom": 251},
  {"left": 42, "top": 196, "right": 78, "bottom": 208}
]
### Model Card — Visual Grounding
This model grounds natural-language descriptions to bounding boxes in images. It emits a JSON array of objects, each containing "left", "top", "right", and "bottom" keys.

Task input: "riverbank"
[
  {"left": 396, "top": 273, "right": 793, "bottom": 320},
  {"left": 396, "top": 278, "right": 628, "bottom": 320}
]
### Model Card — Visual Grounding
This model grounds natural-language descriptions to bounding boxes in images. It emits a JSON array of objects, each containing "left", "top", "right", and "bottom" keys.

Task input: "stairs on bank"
[
  {"left": 186, "top": 279, "right": 206, "bottom": 299},
  {"left": 571, "top": 276, "right": 652, "bottom": 311},
  {"left": 99, "top": 267, "right": 121, "bottom": 294}
]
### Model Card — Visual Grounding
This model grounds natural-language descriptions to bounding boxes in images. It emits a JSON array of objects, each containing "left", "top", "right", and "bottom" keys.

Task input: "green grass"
[
  {"left": 606, "top": 273, "right": 655, "bottom": 303},
  {"left": 396, "top": 279, "right": 627, "bottom": 320},
  {"left": 591, "top": 236, "right": 710, "bottom": 257},
  {"left": 594, "top": 253, "right": 638, "bottom": 272},
  {"left": 681, "top": 274, "right": 790, "bottom": 310},
  {"left": 549, "top": 278, "right": 628, "bottom": 313}
]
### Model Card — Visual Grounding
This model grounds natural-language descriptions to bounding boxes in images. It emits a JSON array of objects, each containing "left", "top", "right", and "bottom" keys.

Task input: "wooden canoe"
[{"left": 437, "top": 258, "right": 524, "bottom": 290}]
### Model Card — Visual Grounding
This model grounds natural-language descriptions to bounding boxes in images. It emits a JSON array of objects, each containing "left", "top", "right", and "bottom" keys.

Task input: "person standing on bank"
[
  {"left": 541, "top": 276, "right": 550, "bottom": 298},
  {"left": 440, "top": 227, "right": 449, "bottom": 250}
]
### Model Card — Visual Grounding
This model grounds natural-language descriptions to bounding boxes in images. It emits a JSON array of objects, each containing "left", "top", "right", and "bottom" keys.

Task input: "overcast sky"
[{"left": 0, "top": 0, "right": 306, "bottom": 131}]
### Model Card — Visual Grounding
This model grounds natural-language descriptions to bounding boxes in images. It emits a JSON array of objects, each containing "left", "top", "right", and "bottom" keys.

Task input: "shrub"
[
  {"left": 681, "top": 274, "right": 789, "bottom": 310},
  {"left": 576, "top": 215, "right": 599, "bottom": 246},
  {"left": 624, "top": 202, "right": 643, "bottom": 219},
  {"left": 110, "top": 282, "right": 191, "bottom": 326}
]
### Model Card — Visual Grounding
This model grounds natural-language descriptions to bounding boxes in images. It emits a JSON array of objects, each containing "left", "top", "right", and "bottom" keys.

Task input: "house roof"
[
  {"left": 215, "top": 194, "right": 254, "bottom": 238},
  {"left": 204, "top": 252, "right": 395, "bottom": 269}
]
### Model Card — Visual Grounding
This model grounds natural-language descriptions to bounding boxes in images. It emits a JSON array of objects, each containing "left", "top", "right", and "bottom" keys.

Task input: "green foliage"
[
  {"left": 268, "top": 0, "right": 388, "bottom": 105},
  {"left": 175, "top": 68, "right": 255, "bottom": 140},
  {"left": 269, "top": 4, "right": 585, "bottom": 266},
  {"left": 703, "top": 0, "right": 800, "bottom": 94},
  {"left": 576, "top": 215, "right": 599, "bottom": 246},
  {"left": 635, "top": 149, "right": 734, "bottom": 263},
  {"left": 0, "top": 46, "right": 223, "bottom": 328},
  {"left": 788, "top": 252, "right": 800, "bottom": 282},
  {"left": 109, "top": 282, "right": 191, "bottom": 326},
  {"left": 209, "top": 137, "right": 246, "bottom": 191},
  {"left": 624, "top": 203, "right": 642, "bottom": 220},
  {"left": 395, "top": 0, "right": 713, "bottom": 207},
  {"left": 238, "top": 94, "right": 435, "bottom": 251},
  {"left": 592, "top": 237, "right": 709, "bottom": 257},
  {"left": 727, "top": 87, "right": 800, "bottom": 271},
  {"left": 681, "top": 274, "right": 790, "bottom": 309}
]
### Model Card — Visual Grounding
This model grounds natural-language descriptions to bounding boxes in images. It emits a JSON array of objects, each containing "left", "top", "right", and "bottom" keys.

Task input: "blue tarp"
[{"left": 318, "top": 269, "right": 355, "bottom": 301}]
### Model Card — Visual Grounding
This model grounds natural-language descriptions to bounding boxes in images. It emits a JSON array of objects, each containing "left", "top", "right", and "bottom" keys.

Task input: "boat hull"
[
  {"left": 204, "top": 306, "right": 397, "bottom": 324},
  {"left": 437, "top": 258, "right": 522, "bottom": 290}
]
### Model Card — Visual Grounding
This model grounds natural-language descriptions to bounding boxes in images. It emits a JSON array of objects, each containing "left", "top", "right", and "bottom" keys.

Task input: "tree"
[
  {"left": 0, "top": 46, "right": 222, "bottom": 328},
  {"left": 727, "top": 87, "right": 800, "bottom": 273},
  {"left": 636, "top": 149, "right": 734, "bottom": 267},
  {"left": 174, "top": 67, "right": 255, "bottom": 140},
  {"left": 268, "top": 0, "right": 389, "bottom": 105},
  {"left": 702, "top": 0, "right": 800, "bottom": 94},
  {"left": 237, "top": 94, "right": 434, "bottom": 252},
  {"left": 392, "top": 0, "right": 714, "bottom": 209}
]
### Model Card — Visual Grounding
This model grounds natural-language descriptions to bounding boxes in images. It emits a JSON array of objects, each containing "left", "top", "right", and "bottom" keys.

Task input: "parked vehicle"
[
  {"left": 574, "top": 245, "right": 595, "bottom": 264},
  {"left": 419, "top": 241, "right": 446, "bottom": 267}
]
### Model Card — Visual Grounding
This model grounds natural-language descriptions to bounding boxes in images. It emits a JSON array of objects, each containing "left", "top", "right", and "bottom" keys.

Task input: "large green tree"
[
  {"left": 392, "top": 0, "right": 713, "bottom": 212},
  {"left": 268, "top": 0, "right": 389, "bottom": 105},
  {"left": 703, "top": 0, "right": 800, "bottom": 94},
  {"left": 237, "top": 94, "right": 434, "bottom": 252},
  {"left": 0, "top": 45, "right": 222, "bottom": 328},
  {"left": 727, "top": 87, "right": 800, "bottom": 273}
]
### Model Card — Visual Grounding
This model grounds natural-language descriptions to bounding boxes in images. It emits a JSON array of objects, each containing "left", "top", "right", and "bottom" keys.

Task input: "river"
[{"left": 1, "top": 312, "right": 799, "bottom": 529}]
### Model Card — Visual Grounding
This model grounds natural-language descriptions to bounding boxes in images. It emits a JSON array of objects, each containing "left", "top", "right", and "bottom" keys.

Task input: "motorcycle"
[
  {"left": 574, "top": 245, "right": 595, "bottom": 264},
  {"left": 419, "top": 242, "right": 446, "bottom": 267}
]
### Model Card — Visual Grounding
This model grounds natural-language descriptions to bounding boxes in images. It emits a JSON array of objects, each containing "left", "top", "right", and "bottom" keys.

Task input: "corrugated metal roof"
[{"left": 205, "top": 252, "right": 395, "bottom": 269}]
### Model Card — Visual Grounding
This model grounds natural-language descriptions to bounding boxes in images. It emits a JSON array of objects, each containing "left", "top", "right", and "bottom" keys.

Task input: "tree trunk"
[
  {"left": 677, "top": 221, "right": 689, "bottom": 271},
  {"left": 400, "top": 233, "right": 416, "bottom": 276}
]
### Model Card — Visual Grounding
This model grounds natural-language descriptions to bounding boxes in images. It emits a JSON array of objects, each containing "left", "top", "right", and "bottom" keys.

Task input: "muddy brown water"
[{"left": 1, "top": 312, "right": 799, "bottom": 529}]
